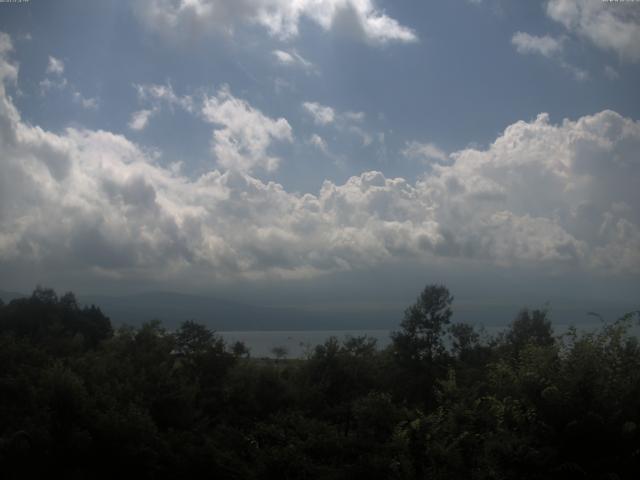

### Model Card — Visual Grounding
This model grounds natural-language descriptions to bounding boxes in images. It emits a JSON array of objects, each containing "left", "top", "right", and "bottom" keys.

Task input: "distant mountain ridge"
[
  {"left": 0, "top": 290, "right": 25, "bottom": 303},
  {"left": 81, "top": 291, "right": 300, "bottom": 331},
  {"left": 1, "top": 290, "right": 399, "bottom": 331},
  {"left": 2, "top": 289, "right": 635, "bottom": 332}
]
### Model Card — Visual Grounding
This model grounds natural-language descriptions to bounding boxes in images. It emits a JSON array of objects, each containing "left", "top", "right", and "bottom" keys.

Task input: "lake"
[
  {"left": 219, "top": 321, "right": 619, "bottom": 358},
  {"left": 219, "top": 329, "right": 393, "bottom": 358}
]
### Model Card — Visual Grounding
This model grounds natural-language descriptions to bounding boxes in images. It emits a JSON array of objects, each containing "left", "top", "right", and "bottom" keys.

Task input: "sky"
[{"left": 0, "top": 0, "right": 639, "bottom": 323}]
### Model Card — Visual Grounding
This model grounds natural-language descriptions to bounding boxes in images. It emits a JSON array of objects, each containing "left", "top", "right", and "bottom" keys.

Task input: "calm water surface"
[
  {"left": 219, "top": 330, "right": 392, "bottom": 358},
  {"left": 220, "top": 322, "right": 616, "bottom": 358}
]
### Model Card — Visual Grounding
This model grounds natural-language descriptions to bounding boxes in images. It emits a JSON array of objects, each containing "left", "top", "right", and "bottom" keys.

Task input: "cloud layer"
[
  {"left": 403, "top": 141, "right": 448, "bottom": 165},
  {"left": 546, "top": 0, "right": 640, "bottom": 62},
  {"left": 511, "top": 32, "right": 563, "bottom": 58},
  {"left": 0, "top": 33, "right": 639, "bottom": 287},
  {"left": 202, "top": 86, "right": 293, "bottom": 173},
  {"left": 272, "top": 49, "right": 315, "bottom": 72},
  {"left": 133, "top": 0, "right": 417, "bottom": 45}
]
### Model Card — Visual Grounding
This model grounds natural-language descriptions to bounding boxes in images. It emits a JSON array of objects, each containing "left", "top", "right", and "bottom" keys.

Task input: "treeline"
[{"left": 0, "top": 285, "right": 639, "bottom": 479}]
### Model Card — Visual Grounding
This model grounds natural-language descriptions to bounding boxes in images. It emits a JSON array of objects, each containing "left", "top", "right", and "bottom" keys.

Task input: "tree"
[
  {"left": 343, "top": 335, "right": 378, "bottom": 357},
  {"left": 392, "top": 284, "right": 453, "bottom": 363},
  {"left": 449, "top": 322, "right": 479, "bottom": 356},
  {"left": 174, "top": 320, "right": 218, "bottom": 358},
  {"left": 0, "top": 287, "right": 112, "bottom": 350},
  {"left": 391, "top": 284, "right": 454, "bottom": 407},
  {"left": 271, "top": 345, "right": 289, "bottom": 361},
  {"left": 505, "top": 308, "right": 554, "bottom": 354},
  {"left": 231, "top": 340, "right": 250, "bottom": 358},
  {"left": 31, "top": 285, "right": 58, "bottom": 304},
  {"left": 59, "top": 292, "right": 78, "bottom": 311}
]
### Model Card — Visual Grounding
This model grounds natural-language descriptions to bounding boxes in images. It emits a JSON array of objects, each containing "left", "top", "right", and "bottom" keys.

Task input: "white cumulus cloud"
[
  {"left": 403, "top": 141, "right": 448, "bottom": 164},
  {"left": 133, "top": 0, "right": 417, "bottom": 45},
  {"left": 303, "top": 101, "right": 336, "bottom": 125},
  {"left": 128, "top": 109, "right": 156, "bottom": 131},
  {"left": 202, "top": 85, "right": 293, "bottom": 173},
  {"left": 135, "top": 82, "right": 195, "bottom": 113},
  {"left": 511, "top": 32, "right": 563, "bottom": 57},
  {"left": 72, "top": 91, "right": 99, "bottom": 110},
  {"left": 546, "top": 0, "right": 640, "bottom": 62},
  {"left": 302, "top": 101, "right": 370, "bottom": 145},
  {"left": 46, "top": 55, "right": 65, "bottom": 75},
  {"left": 127, "top": 83, "right": 195, "bottom": 130},
  {"left": 511, "top": 30, "right": 587, "bottom": 80},
  {"left": 309, "top": 133, "right": 330, "bottom": 154},
  {"left": 272, "top": 49, "right": 315, "bottom": 71},
  {"left": 0, "top": 32, "right": 638, "bottom": 289}
]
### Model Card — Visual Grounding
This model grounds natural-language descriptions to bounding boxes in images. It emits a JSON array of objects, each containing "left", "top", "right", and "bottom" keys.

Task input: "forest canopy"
[{"left": 1, "top": 285, "right": 639, "bottom": 479}]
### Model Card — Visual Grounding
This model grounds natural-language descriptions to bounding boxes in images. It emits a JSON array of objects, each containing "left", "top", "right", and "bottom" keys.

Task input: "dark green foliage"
[
  {"left": 505, "top": 308, "right": 555, "bottom": 354},
  {"left": 392, "top": 284, "right": 454, "bottom": 363},
  {"left": 0, "top": 285, "right": 639, "bottom": 479},
  {"left": 391, "top": 284, "right": 454, "bottom": 407},
  {"left": 0, "top": 286, "right": 112, "bottom": 351}
]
